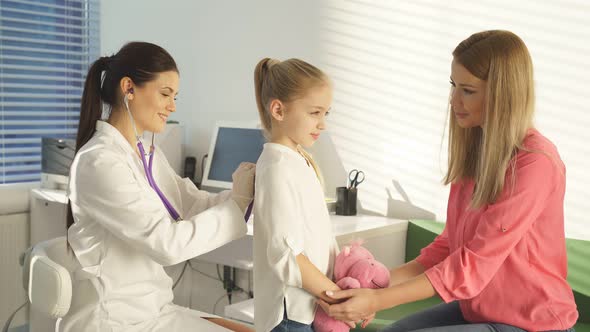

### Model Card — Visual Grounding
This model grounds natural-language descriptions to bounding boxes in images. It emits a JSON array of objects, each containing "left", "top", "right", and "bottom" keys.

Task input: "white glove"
[{"left": 231, "top": 162, "right": 256, "bottom": 213}]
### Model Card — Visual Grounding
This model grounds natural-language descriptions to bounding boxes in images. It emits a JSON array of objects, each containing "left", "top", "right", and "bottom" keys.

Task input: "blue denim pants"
[
  {"left": 380, "top": 301, "right": 575, "bottom": 332},
  {"left": 270, "top": 300, "right": 315, "bottom": 332}
]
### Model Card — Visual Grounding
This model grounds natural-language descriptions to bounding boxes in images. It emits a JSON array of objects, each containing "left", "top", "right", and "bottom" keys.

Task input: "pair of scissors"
[{"left": 348, "top": 169, "right": 365, "bottom": 189}]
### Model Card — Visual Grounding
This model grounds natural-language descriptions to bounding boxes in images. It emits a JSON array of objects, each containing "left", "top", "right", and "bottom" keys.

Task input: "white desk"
[
  {"left": 197, "top": 214, "right": 409, "bottom": 271},
  {"left": 196, "top": 235, "right": 255, "bottom": 270},
  {"left": 29, "top": 189, "right": 409, "bottom": 269}
]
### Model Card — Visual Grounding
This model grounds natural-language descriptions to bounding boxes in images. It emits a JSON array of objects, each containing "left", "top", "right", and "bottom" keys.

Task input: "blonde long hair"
[
  {"left": 444, "top": 30, "right": 535, "bottom": 208},
  {"left": 253, "top": 58, "right": 328, "bottom": 182}
]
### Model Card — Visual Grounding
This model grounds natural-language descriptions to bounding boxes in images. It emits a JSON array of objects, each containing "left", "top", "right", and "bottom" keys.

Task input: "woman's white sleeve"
[
  {"left": 70, "top": 150, "right": 246, "bottom": 266},
  {"left": 173, "top": 173, "right": 233, "bottom": 217}
]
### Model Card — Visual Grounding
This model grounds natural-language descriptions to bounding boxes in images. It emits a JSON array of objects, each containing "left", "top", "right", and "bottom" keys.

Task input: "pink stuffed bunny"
[{"left": 313, "top": 242, "right": 391, "bottom": 332}]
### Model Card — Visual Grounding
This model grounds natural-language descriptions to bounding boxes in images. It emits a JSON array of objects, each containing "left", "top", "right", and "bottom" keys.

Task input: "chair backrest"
[{"left": 28, "top": 236, "right": 76, "bottom": 319}]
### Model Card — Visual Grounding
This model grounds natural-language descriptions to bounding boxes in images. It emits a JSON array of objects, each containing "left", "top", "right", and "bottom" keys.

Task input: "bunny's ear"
[{"left": 343, "top": 246, "right": 351, "bottom": 256}]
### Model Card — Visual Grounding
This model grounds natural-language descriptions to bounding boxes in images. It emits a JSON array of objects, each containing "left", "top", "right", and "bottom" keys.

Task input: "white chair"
[
  {"left": 28, "top": 237, "right": 76, "bottom": 332},
  {"left": 2, "top": 237, "right": 75, "bottom": 332}
]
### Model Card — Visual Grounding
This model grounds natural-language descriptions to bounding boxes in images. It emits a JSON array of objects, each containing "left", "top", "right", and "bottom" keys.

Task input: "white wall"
[
  {"left": 101, "top": 0, "right": 589, "bottom": 239},
  {"left": 101, "top": 0, "right": 322, "bottom": 181},
  {"left": 318, "top": 0, "right": 590, "bottom": 240}
]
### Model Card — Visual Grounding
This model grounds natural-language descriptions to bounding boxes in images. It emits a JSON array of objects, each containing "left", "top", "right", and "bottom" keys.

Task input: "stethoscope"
[
  {"left": 123, "top": 91, "right": 253, "bottom": 223},
  {"left": 124, "top": 91, "right": 182, "bottom": 222}
]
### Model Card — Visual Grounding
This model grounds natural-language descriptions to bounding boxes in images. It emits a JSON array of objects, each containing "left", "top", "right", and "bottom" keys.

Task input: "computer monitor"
[
  {"left": 40, "top": 137, "right": 76, "bottom": 190},
  {"left": 147, "top": 123, "right": 184, "bottom": 175},
  {"left": 202, "top": 122, "right": 265, "bottom": 190}
]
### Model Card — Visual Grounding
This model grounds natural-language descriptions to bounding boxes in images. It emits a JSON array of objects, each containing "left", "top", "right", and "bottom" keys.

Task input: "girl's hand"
[
  {"left": 317, "top": 288, "right": 379, "bottom": 322},
  {"left": 316, "top": 298, "right": 357, "bottom": 329}
]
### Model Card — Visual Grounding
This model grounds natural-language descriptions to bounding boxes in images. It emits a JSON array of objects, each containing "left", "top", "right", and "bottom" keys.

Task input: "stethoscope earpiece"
[{"left": 123, "top": 88, "right": 134, "bottom": 107}]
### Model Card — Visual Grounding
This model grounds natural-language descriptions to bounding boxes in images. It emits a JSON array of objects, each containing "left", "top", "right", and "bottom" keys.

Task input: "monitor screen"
[
  {"left": 41, "top": 138, "right": 76, "bottom": 176},
  {"left": 202, "top": 124, "right": 265, "bottom": 189}
]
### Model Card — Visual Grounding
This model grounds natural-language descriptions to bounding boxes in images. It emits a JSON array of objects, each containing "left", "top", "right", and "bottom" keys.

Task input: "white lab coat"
[{"left": 61, "top": 121, "right": 247, "bottom": 332}]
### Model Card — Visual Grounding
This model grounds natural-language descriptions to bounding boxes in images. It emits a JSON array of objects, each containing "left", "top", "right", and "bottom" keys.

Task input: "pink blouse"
[{"left": 417, "top": 129, "right": 578, "bottom": 331}]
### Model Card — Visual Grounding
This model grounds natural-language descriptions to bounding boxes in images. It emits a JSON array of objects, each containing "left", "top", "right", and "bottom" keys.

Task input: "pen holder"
[{"left": 335, "top": 186, "right": 357, "bottom": 216}]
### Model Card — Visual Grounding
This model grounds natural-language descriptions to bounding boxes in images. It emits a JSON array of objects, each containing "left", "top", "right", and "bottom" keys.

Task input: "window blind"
[{"left": 0, "top": 0, "right": 99, "bottom": 184}]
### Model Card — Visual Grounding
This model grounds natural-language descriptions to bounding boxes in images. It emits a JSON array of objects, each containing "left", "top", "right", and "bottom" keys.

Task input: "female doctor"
[{"left": 62, "top": 42, "right": 255, "bottom": 332}]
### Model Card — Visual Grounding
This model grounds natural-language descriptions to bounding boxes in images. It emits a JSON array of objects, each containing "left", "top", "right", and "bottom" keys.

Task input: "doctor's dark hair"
[
  {"left": 67, "top": 41, "right": 178, "bottom": 231},
  {"left": 253, "top": 57, "right": 329, "bottom": 183},
  {"left": 76, "top": 41, "right": 179, "bottom": 152}
]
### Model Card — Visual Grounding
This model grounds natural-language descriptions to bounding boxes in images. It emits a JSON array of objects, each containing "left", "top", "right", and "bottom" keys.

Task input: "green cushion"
[
  {"left": 405, "top": 219, "right": 445, "bottom": 262},
  {"left": 575, "top": 322, "right": 590, "bottom": 332},
  {"left": 373, "top": 297, "right": 442, "bottom": 322},
  {"left": 567, "top": 238, "right": 590, "bottom": 323}
]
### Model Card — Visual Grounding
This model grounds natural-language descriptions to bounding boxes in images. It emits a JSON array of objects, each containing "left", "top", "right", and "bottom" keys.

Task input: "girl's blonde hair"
[
  {"left": 444, "top": 30, "right": 535, "bottom": 208},
  {"left": 253, "top": 58, "right": 329, "bottom": 182}
]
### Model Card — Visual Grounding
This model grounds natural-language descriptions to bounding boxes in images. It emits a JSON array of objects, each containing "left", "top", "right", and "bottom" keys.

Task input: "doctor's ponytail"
[
  {"left": 76, "top": 56, "right": 110, "bottom": 152},
  {"left": 66, "top": 56, "right": 110, "bottom": 234}
]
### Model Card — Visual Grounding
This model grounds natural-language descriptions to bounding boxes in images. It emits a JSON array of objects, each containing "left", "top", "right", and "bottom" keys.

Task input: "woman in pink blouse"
[{"left": 319, "top": 30, "right": 579, "bottom": 332}]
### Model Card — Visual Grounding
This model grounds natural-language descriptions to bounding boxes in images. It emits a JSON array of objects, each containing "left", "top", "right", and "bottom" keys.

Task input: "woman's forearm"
[
  {"left": 389, "top": 259, "right": 426, "bottom": 286},
  {"left": 296, "top": 253, "right": 341, "bottom": 304},
  {"left": 377, "top": 273, "right": 436, "bottom": 311}
]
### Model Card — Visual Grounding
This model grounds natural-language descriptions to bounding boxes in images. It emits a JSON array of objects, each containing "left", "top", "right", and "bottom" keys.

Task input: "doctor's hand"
[
  {"left": 317, "top": 288, "right": 379, "bottom": 323},
  {"left": 231, "top": 162, "right": 256, "bottom": 212}
]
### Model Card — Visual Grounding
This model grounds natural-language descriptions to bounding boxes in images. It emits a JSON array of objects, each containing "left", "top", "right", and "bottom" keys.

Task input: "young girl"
[{"left": 252, "top": 58, "right": 346, "bottom": 332}]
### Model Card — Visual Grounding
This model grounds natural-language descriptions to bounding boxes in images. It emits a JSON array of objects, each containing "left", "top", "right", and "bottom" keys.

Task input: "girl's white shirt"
[{"left": 253, "top": 142, "right": 339, "bottom": 332}]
